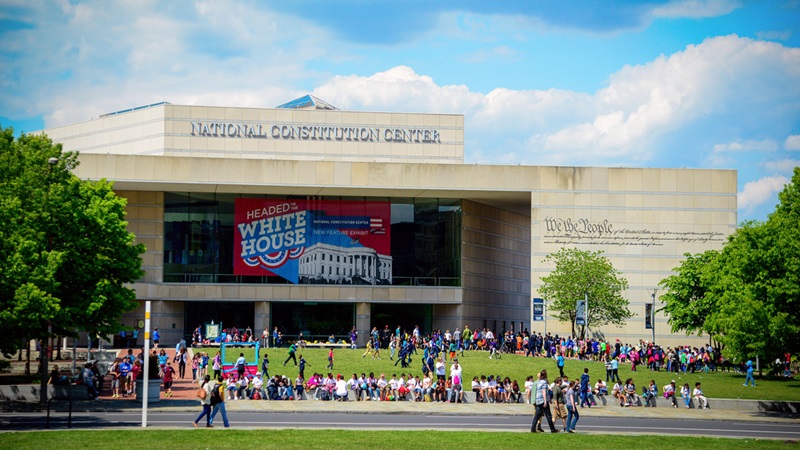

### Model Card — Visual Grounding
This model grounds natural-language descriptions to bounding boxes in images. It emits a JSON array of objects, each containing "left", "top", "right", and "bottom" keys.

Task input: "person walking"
[
  {"left": 210, "top": 375, "right": 231, "bottom": 427},
  {"left": 556, "top": 354, "right": 565, "bottom": 378},
  {"left": 327, "top": 349, "right": 335, "bottom": 370},
  {"left": 162, "top": 362, "right": 175, "bottom": 397},
  {"left": 193, "top": 375, "right": 214, "bottom": 428},
  {"left": 565, "top": 380, "right": 580, "bottom": 433},
  {"left": 744, "top": 360, "right": 756, "bottom": 387},
  {"left": 284, "top": 342, "right": 298, "bottom": 366},
  {"left": 212, "top": 351, "right": 222, "bottom": 379},
  {"left": 174, "top": 348, "right": 188, "bottom": 379},
  {"left": 611, "top": 356, "right": 621, "bottom": 383},
  {"left": 261, "top": 353, "right": 270, "bottom": 379},
  {"left": 530, "top": 370, "right": 560, "bottom": 433},
  {"left": 298, "top": 355, "right": 309, "bottom": 379}
]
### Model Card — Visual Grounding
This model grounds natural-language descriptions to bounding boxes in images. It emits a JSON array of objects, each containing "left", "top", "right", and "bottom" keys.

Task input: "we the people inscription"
[{"left": 542, "top": 217, "right": 724, "bottom": 247}]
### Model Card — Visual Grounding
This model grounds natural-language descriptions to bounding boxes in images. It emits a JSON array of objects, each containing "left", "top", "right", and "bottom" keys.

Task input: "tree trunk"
[
  {"left": 39, "top": 335, "right": 49, "bottom": 404},
  {"left": 25, "top": 342, "right": 30, "bottom": 376}
]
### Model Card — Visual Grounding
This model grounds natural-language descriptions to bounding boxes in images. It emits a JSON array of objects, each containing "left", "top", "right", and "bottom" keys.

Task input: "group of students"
[
  {"left": 609, "top": 378, "right": 709, "bottom": 409},
  {"left": 471, "top": 375, "right": 523, "bottom": 403}
]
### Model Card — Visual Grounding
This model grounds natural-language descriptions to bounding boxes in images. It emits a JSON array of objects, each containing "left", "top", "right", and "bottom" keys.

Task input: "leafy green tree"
[
  {"left": 0, "top": 127, "right": 145, "bottom": 401},
  {"left": 539, "top": 248, "right": 631, "bottom": 339},
  {"left": 659, "top": 250, "right": 720, "bottom": 341},
  {"left": 660, "top": 167, "right": 800, "bottom": 365}
]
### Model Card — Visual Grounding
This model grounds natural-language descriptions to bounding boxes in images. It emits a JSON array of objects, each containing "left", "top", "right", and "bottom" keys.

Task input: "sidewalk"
[
  {"left": 11, "top": 348, "right": 799, "bottom": 426},
  {"left": 80, "top": 387, "right": 800, "bottom": 425}
]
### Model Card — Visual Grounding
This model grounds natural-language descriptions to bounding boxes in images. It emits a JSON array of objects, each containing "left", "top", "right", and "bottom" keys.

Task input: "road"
[{"left": 2, "top": 411, "right": 799, "bottom": 439}]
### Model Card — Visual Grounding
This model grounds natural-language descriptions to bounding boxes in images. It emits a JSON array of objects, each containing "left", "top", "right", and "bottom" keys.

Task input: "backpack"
[{"left": 210, "top": 385, "right": 223, "bottom": 406}]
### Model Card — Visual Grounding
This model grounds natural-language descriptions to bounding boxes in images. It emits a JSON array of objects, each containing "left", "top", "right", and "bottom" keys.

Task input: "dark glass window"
[{"left": 163, "top": 194, "right": 461, "bottom": 286}]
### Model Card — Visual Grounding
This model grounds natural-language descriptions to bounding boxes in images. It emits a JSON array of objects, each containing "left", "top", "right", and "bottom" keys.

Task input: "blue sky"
[{"left": 1, "top": 0, "right": 798, "bottom": 221}]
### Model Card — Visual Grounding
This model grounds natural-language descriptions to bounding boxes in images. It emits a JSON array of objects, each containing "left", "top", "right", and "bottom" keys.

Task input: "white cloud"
[
  {"left": 307, "top": 35, "right": 800, "bottom": 169},
  {"left": 786, "top": 135, "right": 800, "bottom": 151},
  {"left": 2, "top": 4, "right": 800, "bottom": 222},
  {"left": 713, "top": 139, "right": 778, "bottom": 153},
  {"left": 651, "top": 0, "right": 742, "bottom": 19},
  {"left": 763, "top": 159, "right": 800, "bottom": 173},
  {"left": 1, "top": 2, "right": 332, "bottom": 127},
  {"left": 738, "top": 175, "right": 790, "bottom": 214},
  {"left": 756, "top": 30, "right": 793, "bottom": 41},
  {"left": 458, "top": 46, "right": 519, "bottom": 64}
]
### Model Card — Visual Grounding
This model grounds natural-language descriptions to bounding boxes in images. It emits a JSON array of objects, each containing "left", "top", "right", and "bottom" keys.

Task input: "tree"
[
  {"left": 0, "top": 127, "right": 145, "bottom": 402},
  {"left": 539, "top": 248, "right": 632, "bottom": 339},
  {"left": 660, "top": 167, "right": 800, "bottom": 364},
  {"left": 659, "top": 250, "right": 721, "bottom": 341}
]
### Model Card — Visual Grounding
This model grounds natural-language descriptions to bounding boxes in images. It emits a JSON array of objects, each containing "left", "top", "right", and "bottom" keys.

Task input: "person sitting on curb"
[
  {"left": 693, "top": 382, "right": 709, "bottom": 409},
  {"left": 594, "top": 379, "right": 608, "bottom": 397},
  {"left": 250, "top": 372, "right": 266, "bottom": 400},
  {"left": 663, "top": 380, "right": 678, "bottom": 408},
  {"left": 643, "top": 379, "right": 658, "bottom": 407},
  {"left": 624, "top": 378, "right": 639, "bottom": 406},
  {"left": 681, "top": 383, "right": 692, "bottom": 408},
  {"left": 334, "top": 374, "right": 348, "bottom": 401},
  {"left": 226, "top": 375, "right": 238, "bottom": 400}
]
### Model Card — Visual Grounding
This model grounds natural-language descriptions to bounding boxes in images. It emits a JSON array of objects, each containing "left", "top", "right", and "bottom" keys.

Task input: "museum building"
[{"left": 38, "top": 96, "right": 737, "bottom": 347}]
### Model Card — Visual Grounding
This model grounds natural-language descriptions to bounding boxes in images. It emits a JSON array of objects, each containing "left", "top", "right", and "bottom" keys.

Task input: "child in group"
[
  {"left": 693, "top": 382, "right": 709, "bottom": 409},
  {"left": 524, "top": 375, "right": 534, "bottom": 404},
  {"left": 681, "top": 383, "right": 692, "bottom": 408},
  {"left": 663, "top": 380, "right": 678, "bottom": 408},
  {"left": 226, "top": 376, "right": 238, "bottom": 400}
]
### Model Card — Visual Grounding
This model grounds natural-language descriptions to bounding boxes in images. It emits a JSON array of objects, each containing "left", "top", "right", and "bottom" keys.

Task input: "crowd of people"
[{"left": 100, "top": 322, "right": 800, "bottom": 432}]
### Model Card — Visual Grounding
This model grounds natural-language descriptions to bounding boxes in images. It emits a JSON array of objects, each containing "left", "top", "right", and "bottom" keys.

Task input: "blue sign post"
[
  {"left": 533, "top": 297, "right": 546, "bottom": 335},
  {"left": 576, "top": 293, "right": 588, "bottom": 327},
  {"left": 533, "top": 298, "right": 544, "bottom": 321}
]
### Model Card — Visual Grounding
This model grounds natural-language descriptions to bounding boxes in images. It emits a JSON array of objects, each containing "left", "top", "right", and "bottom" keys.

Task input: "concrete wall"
[
  {"left": 460, "top": 200, "right": 531, "bottom": 333},
  {"left": 40, "top": 104, "right": 465, "bottom": 165},
  {"left": 530, "top": 167, "right": 737, "bottom": 347}
]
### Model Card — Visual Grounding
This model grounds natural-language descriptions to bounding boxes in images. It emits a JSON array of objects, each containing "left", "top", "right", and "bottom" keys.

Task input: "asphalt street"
[{"left": 2, "top": 411, "right": 799, "bottom": 439}]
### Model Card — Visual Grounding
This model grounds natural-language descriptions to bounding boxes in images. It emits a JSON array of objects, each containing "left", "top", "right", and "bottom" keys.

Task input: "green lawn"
[
  {"left": 0, "top": 429, "right": 788, "bottom": 450},
  {"left": 209, "top": 346, "right": 800, "bottom": 401}
]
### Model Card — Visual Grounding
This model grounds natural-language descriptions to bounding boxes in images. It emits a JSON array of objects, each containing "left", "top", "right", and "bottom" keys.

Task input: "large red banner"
[{"left": 234, "top": 199, "right": 392, "bottom": 284}]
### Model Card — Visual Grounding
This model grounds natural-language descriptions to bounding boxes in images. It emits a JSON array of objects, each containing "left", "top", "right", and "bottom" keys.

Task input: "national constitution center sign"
[{"left": 234, "top": 199, "right": 392, "bottom": 285}]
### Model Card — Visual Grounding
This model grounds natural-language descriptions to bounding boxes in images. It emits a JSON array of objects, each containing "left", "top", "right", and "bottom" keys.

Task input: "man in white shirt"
[
  {"left": 250, "top": 373, "right": 266, "bottom": 400},
  {"left": 693, "top": 382, "right": 709, "bottom": 409},
  {"left": 435, "top": 357, "right": 446, "bottom": 382},
  {"left": 377, "top": 374, "right": 389, "bottom": 401},
  {"left": 335, "top": 374, "right": 348, "bottom": 401}
]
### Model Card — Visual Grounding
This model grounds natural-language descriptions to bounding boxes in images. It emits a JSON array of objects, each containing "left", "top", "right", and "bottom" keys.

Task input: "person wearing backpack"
[
  {"left": 193, "top": 375, "right": 214, "bottom": 428},
  {"left": 210, "top": 375, "right": 230, "bottom": 427}
]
